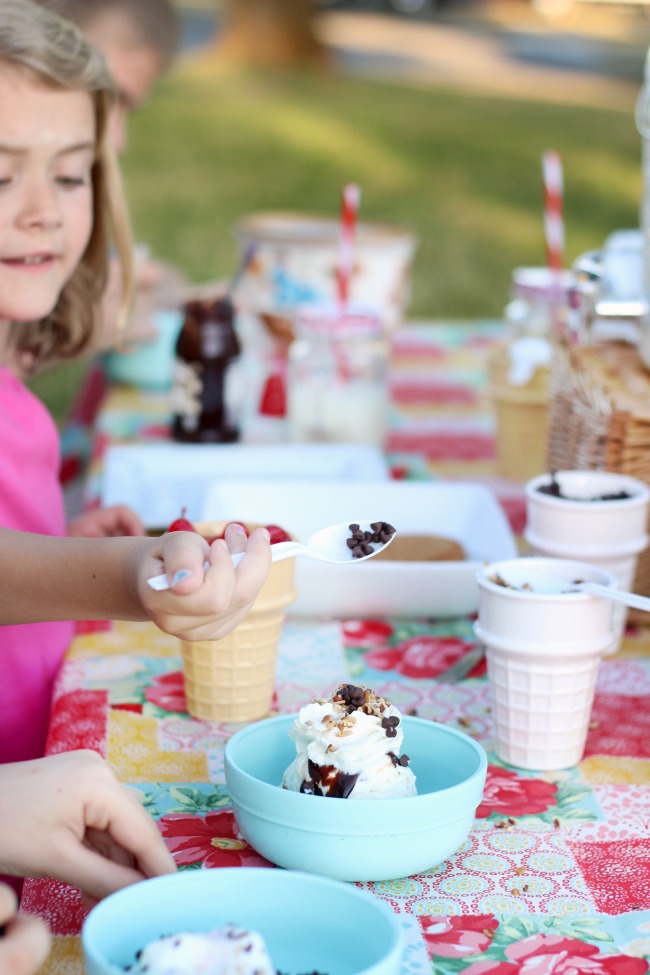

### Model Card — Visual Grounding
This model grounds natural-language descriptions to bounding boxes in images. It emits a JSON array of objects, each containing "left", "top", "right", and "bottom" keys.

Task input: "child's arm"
[
  {"left": 0, "top": 524, "right": 272, "bottom": 641},
  {"left": 68, "top": 503, "right": 146, "bottom": 538},
  {"left": 0, "top": 750, "right": 176, "bottom": 904}
]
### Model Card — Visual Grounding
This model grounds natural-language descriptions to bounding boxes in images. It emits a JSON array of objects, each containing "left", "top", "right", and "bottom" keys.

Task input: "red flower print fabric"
[
  {"left": 144, "top": 671, "right": 187, "bottom": 713},
  {"left": 420, "top": 915, "right": 500, "bottom": 958},
  {"left": 364, "top": 635, "right": 472, "bottom": 679},
  {"left": 463, "top": 934, "right": 648, "bottom": 975},
  {"left": 567, "top": 837, "right": 650, "bottom": 915},
  {"left": 477, "top": 766, "right": 558, "bottom": 819},
  {"left": 342, "top": 620, "right": 394, "bottom": 648},
  {"left": 158, "top": 810, "right": 275, "bottom": 869}
]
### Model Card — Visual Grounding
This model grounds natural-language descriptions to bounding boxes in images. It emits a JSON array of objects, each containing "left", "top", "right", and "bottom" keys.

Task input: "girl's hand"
[
  {"left": 138, "top": 524, "right": 272, "bottom": 641},
  {"left": 0, "top": 884, "right": 51, "bottom": 975},
  {"left": 68, "top": 504, "right": 145, "bottom": 538},
  {"left": 0, "top": 752, "right": 176, "bottom": 905}
]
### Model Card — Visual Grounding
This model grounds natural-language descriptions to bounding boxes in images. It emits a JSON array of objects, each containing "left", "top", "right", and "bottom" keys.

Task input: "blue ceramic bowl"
[
  {"left": 82, "top": 868, "right": 403, "bottom": 975},
  {"left": 225, "top": 715, "right": 487, "bottom": 882},
  {"left": 102, "top": 308, "right": 183, "bottom": 391}
]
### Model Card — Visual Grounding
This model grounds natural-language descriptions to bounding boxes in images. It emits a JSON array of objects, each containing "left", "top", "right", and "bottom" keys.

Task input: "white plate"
[
  {"left": 101, "top": 443, "right": 389, "bottom": 526},
  {"left": 201, "top": 480, "right": 517, "bottom": 618}
]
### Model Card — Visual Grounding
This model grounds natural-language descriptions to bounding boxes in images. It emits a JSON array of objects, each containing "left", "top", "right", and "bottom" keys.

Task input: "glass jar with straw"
[
  {"left": 287, "top": 305, "right": 388, "bottom": 447},
  {"left": 286, "top": 182, "right": 390, "bottom": 448}
]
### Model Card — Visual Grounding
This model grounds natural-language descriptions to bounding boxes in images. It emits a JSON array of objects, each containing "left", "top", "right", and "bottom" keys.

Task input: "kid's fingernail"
[
  {"left": 232, "top": 523, "right": 247, "bottom": 535},
  {"left": 171, "top": 570, "right": 191, "bottom": 585}
]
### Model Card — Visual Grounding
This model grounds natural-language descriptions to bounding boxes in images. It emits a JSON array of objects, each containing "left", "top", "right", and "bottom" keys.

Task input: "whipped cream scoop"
[
  {"left": 126, "top": 924, "right": 275, "bottom": 975},
  {"left": 282, "top": 684, "right": 416, "bottom": 799}
]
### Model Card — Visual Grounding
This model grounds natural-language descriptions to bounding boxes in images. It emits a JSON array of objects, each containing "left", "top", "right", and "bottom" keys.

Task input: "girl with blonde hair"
[{"left": 0, "top": 0, "right": 271, "bottom": 765}]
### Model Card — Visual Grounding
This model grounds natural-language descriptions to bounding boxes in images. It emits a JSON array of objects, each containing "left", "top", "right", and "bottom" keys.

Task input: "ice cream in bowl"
[
  {"left": 82, "top": 867, "right": 403, "bottom": 975},
  {"left": 224, "top": 684, "right": 487, "bottom": 882}
]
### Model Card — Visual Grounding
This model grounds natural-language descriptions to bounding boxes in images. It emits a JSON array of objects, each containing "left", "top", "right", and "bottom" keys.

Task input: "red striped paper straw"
[
  {"left": 337, "top": 183, "right": 361, "bottom": 307},
  {"left": 542, "top": 150, "right": 565, "bottom": 273}
]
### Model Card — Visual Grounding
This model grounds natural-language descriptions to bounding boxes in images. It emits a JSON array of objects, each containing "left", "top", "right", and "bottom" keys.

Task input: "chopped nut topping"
[{"left": 336, "top": 727, "right": 354, "bottom": 737}]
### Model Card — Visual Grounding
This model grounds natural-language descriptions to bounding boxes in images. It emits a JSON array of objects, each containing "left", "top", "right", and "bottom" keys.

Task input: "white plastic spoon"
[
  {"left": 498, "top": 570, "right": 650, "bottom": 613},
  {"left": 147, "top": 521, "right": 397, "bottom": 591}
]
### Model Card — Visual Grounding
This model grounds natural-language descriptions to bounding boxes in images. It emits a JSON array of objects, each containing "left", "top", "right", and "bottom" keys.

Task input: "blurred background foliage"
[{"left": 33, "top": 0, "right": 650, "bottom": 420}]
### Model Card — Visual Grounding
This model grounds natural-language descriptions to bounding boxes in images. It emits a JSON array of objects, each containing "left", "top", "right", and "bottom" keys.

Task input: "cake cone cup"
[{"left": 181, "top": 523, "right": 296, "bottom": 723}]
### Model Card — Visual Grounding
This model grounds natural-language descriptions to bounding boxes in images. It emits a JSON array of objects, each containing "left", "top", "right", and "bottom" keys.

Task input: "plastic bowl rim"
[
  {"left": 224, "top": 713, "right": 488, "bottom": 808},
  {"left": 82, "top": 867, "right": 404, "bottom": 974}
]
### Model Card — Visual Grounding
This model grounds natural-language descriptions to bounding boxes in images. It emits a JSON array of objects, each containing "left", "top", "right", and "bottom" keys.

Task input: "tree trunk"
[{"left": 217, "top": 0, "right": 328, "bottom": 69}]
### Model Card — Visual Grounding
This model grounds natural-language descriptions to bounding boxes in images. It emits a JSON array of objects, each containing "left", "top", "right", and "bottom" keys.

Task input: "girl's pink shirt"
[{"left": 0, "top": 367, "right": 74, "bottom": 763}]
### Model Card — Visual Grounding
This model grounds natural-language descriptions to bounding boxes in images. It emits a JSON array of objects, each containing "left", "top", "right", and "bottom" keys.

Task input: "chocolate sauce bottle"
[{"left": 171, "top": 296, "right": 241, "bottom": 443}]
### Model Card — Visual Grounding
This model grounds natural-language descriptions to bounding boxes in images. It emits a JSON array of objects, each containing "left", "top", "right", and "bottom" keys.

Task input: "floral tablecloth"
[{"left": 28, "top": 322, "right": 650, "bottom": 975}]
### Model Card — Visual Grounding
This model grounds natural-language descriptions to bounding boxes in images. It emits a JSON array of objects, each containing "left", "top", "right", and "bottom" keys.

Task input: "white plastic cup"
[
  {"left": 525, "top": 471, "right": 650, "bottom": 650},
  {"left": 475, "top": 557, "right": 617, "bottom": 771}
]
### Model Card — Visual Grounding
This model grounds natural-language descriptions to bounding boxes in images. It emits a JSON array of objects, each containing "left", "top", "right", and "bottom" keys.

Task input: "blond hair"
[{"left": 0, "top": 0, "right": 134, "bottom": 370}]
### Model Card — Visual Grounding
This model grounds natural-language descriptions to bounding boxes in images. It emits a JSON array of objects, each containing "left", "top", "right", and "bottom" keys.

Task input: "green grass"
[
  {"left": 122, "top": 63, "right": 642, "bottom": 315},
  {"left": 32, "top": 60, "right": 643, "bottom": 422}
]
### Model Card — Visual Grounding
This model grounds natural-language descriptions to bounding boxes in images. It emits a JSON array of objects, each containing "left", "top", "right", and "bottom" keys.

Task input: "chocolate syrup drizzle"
[{"left": 300, "top": 758, "right": 360, "bottom": 798}]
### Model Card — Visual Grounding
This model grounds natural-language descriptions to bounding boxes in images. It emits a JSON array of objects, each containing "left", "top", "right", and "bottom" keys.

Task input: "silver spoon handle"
[{"left": 577, "top": 581, "right": 650, "bottom": 613}]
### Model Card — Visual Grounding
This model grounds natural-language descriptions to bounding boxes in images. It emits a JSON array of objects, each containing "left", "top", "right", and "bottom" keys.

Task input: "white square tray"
[
  {"left": 201, "top": 479, "right": 517, "bottom": 618},
  {"left": 100, "top": 443, "right": 389, "bottom": 526}
]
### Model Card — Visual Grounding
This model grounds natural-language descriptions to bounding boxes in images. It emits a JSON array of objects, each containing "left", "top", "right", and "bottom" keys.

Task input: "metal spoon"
[
  {"left": 147, "top": 521, "right": 397, "bottom": 591},
  {"left": 497, "top": 570, "right": 650, "bottom": 613}
]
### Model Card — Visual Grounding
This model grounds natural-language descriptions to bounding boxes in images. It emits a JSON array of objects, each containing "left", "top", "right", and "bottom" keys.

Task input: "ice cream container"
[
  {"left": 180, "top": 522, "right": 296, "bottom": 723},
  {"left": 525, "top": 471, "right": 650, "bottom": 555},
  {"left": 225, "top": 714, "right": 487, "bottom": 882},
  {"left": 102, "top": 309, "right": 184, "bottom": 391},
  {"left": 476, "top": 557, "right": 617, "bottom": 770},
  {"left": 525, "top": 471, "right": 650, "bottom": 651},
  {"left": 82, "top": 868, "right": 403, "bottom": 975}
]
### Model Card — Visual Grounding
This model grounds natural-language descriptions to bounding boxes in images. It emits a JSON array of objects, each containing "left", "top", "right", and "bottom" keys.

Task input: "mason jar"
[{"left": 287, "top": 306, "right": 389, "bottom": 448}]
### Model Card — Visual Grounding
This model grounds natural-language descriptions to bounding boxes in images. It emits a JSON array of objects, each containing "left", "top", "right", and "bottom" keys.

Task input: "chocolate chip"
[
  {"left": 334, "top": 684, "right": 366, "bottom": 711},
  {"left": 352, "top": 541, "right": 374, "bottom": 558},
  {"left": 381, "top": 715, "right": 400, "bottom": 738},
  {"left": 397, "top": 753, "right": 410, "bottom": 766},
  {"left": 300, "top": 780, "right": 323, "bottom": 796}
]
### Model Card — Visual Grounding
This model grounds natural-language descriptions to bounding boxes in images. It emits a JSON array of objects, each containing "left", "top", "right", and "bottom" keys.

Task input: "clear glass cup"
[{"left": 287, "top": 306, "right": 389, "bottom": 448}]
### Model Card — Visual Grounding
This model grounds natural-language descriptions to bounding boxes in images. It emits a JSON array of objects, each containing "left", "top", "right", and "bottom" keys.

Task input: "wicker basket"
[{"left": 546, "top": 342, "right": 650, "bottom": 616}]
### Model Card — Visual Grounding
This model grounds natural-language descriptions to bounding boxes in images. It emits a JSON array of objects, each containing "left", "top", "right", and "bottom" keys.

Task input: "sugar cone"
[{"left": 181, "top": 523, "right": 296, "bottom": 723}]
